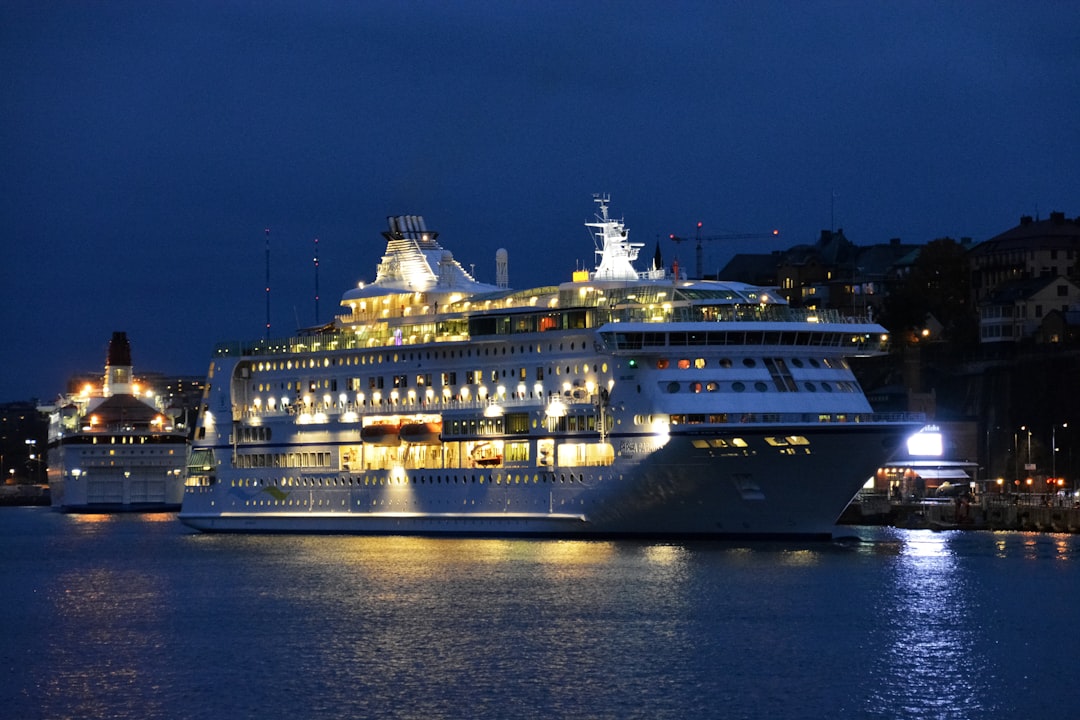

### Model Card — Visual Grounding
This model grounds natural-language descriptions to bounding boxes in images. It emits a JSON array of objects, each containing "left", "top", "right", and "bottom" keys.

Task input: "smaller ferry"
[{"left": 41, "top": 332, "right": 189, "bottom": 512}]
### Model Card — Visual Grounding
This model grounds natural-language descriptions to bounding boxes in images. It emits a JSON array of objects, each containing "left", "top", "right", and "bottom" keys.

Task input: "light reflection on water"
[
  {"left": 5, "top": 512, "right": 1080, "bottom": 720},
  {"left": 865, "top": 531, "right": 998, "bottom": 719}
]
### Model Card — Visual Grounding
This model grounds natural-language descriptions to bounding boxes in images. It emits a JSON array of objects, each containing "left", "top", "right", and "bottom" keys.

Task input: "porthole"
[
  {"left": 742, "top": 358, "right": 756, "bottom": 368},
  {"left": 732, "top": 381, "right": 746, "bottom": 392},
  {"left": 822, "top": 382, "right": 834, "bottom": 392},
  {"left": 720, "top": 358, "right": 732, "bottom": 368},
  {"left": 706, "top": 381, "right": 719, "bottom": 392},
  {"left": 656, "top": 358, "right": 670, "bottom": 369},
  {"left": 666, "top": 381, "right": 680, "bottom": 393},
  {"left": 694, "top": 358, "right": 706, "bottom": 369},
  {"left": 804, "top": 382, "right": 817, "bottom": 392},
  {"left": 755, "top": 381, "right": 768, "bottom": 392},
  {"left": 678, "top": 359, "right": 690, "bottom": 369},
  {"left": 791, "top": 358, "right": 804, "bottom": 368},
  {"left": 690, "top": 382, "right": 703, "bottom": 393},
  {"left": 808, "top": 358, "right": 820, "bottom": 368}
]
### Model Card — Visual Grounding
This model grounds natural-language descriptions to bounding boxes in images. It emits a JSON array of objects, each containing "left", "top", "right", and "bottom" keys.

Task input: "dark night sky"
[{"left": 2, "top": 1, "right": 1078, "bottom": 402}]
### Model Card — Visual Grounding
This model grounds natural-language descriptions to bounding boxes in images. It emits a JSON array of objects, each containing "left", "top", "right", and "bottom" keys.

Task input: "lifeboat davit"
[
  {"left": 471, "top": 442, "right": 503, "bottom": 467},
  {"left": 361, "top": 422, "right": 401, "bottom": 446},
  {"left": 399, "top": 421, "right": 442, "bottom": 445}
]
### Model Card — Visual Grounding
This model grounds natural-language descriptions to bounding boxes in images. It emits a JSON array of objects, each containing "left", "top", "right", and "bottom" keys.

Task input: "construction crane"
[{"left": 669, "top": 222, "right": 780, "bottom": 279}]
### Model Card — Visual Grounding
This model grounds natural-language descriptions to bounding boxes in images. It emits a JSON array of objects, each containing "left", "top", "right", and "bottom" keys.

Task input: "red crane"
[{"left": 669, "top": 222, "right": 780, "bottom": 279}]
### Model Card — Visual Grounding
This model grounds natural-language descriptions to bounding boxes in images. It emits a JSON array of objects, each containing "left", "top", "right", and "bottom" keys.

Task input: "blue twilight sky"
[{"left": 2, "top": 1, "right": 1078, "bottom": 402}]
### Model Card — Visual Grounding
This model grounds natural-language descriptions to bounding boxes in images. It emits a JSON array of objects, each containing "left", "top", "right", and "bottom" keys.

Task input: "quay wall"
[
  {"left": 0, "top": 484, "right": 50, "bottom": 507},
  {"left": 841, "top": 494, "right": 1080, "bottom": 533}
]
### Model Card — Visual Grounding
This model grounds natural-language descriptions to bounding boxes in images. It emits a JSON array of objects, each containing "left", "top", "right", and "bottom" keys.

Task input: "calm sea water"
[{"left": 2, "top": 508, "right": 1079, "bottom": 720}]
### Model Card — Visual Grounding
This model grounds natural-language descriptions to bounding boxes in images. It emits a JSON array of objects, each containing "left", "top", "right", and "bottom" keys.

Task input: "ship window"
[
  {"left": 694, "top": 358, "right": 706, "bottom": 369},
  {"left": 822, "top": 382, "right": 834, "bottom": 392},
  {"left": 755, "top": 382, "right": 768, "bottom": 392},
  {"left": 804, "top": 382, "right": 817, "bottom": 392},
  {"left": 706, "top": 381, "right": 719, "bottom": 392},
  {"left": 677, "top": 359, "right": 690, "bottom": 370},
  {"left": 732, "top": 382, "right": 746, "bottom": 392},
  {"left": 720, "top": 358, "right": 732, "bottom": 368},
  {"left": 742, "top": 358, "right": 756, "bottom": 368},
  {"left": 657, "top": 358, "right": 669, "bottom": 369},
  {"left": 791, "top": 358, "right": 804, "bottom": 368},
  {"left": 666, "top": 382, "right": 680, "bottom": 393}
]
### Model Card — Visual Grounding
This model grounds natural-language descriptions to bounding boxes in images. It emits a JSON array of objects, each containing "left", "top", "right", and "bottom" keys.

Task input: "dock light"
[{"left": 906, "top": 427, "right": 943, "bottom": 457}]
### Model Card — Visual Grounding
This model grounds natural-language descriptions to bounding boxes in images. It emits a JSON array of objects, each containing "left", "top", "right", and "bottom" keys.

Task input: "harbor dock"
[{"left": 841, "top": 492, "right": 1080, "bottom": 533}]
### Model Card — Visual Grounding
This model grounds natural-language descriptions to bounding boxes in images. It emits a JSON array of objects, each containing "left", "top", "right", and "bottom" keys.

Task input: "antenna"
[
  {"left": 313, "top": 237, "right": 320, "bottom": 325},
  {"left": 264, "top": 228, "right": 271, "bottom": 340}
]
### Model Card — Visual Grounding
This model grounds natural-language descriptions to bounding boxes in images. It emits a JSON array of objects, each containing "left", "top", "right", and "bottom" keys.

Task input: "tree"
[{"left": 881, "top": 238, "right": 977, "bottom": 346}]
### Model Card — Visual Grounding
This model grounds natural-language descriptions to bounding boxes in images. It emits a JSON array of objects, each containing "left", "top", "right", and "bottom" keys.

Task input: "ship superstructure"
[
  {"left": 43, "top": 332, "right": 188, "bottom": 511},
  {"left": 180, "top": 196, "right": 920, "bottom": 538}
]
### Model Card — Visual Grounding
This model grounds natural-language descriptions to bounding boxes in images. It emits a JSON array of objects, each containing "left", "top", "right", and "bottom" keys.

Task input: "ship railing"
[
  {"left": 60, "top": 423, "right": 186, "bottom": 435},
  {"left": 669, "top": 411, "right": 924, "bottom": 427},
  {"left": 237, "top": 394, "right": 576, "bottom": 422}
]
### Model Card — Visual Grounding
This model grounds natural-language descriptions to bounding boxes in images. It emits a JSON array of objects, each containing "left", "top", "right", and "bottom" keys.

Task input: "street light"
[
  {"left": 1021, "top": 425, "right": 1032, "bottom": 474},
  {"left": 1053, "top": 422, "right": 1069, "bottom": 488}
]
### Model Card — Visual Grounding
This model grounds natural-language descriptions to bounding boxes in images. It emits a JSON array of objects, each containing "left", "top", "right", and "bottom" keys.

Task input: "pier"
[
  {"left": 841, "top": 492, "right": 1080, "bottom": 533},
  {"left": 0, "top": 484, "right": 49, "bottom": 507}
]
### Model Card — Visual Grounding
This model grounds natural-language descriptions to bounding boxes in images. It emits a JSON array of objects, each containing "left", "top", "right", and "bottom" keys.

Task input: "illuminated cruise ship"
[{"left": 179, "top": 196, "right": 920, "bottom": 538}]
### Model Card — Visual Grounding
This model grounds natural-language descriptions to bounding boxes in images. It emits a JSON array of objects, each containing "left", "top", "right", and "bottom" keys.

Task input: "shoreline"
[
  {"left": 0, "top": 485, "right": 50, "bottom": 507},
  {"left": 839, "top": 494, "right": 1080, "bottom": 533}
]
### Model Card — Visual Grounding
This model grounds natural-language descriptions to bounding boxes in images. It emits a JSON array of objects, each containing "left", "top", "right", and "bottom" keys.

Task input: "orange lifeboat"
[
  {"left": 399, "top": 421, "right": 442, "bottom": 445},
  {"left": 361, "top": 422, "right": 401, "bottom": 446}
]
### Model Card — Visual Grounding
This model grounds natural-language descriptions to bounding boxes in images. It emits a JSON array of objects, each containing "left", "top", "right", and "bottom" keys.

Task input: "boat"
[
  {"left": 41, "top": 332, "right": 189, "bottom": 512},
  {"left": 179, "top": 196, "right": 922, "bottom": 538},
  {"left": 399, "top": 420, "right": 442, "bottom": 445},
  {"left": 360, "top": 421, "right": 401, "bottom": 446}
]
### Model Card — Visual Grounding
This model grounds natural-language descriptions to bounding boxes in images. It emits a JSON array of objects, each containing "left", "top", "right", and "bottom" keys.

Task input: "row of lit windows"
[
  {"left": 235, "top": 452, "right": 332, "bottom": 469},
  {"left": 653, "top": 356, "right": 845, "bottom": 370},
  {"left": 254, "top": 362, "right": 610, "bottom": 392},
  {"left": 606, "top": 330, "right": 872, "bottom": 350},
  {"left": 669, "top": 412, "right": 869, "bottom": 424},
  {"left": 229, "top": 472, "right": 592, "bottom": 488},
  {"left": 250, "top": 339, "right": 599, "bottom": 375},
  {"left": 74, "top": 448, "right": 178, "bottom": 456},
  {"left": 86, "top": 435, "right": 172, "bottom": 444},
  {"left": 663, "top": 380, "right": 857, "bottom": 394}
]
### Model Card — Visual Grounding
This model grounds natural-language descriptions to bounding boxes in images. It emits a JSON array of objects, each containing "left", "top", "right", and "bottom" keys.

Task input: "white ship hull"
[
  {"left": 181, "top": 423, "right": 912, "bottom": 538},
  {"left": 48, "top": 438, "right": 186, "bottom": 512}
]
